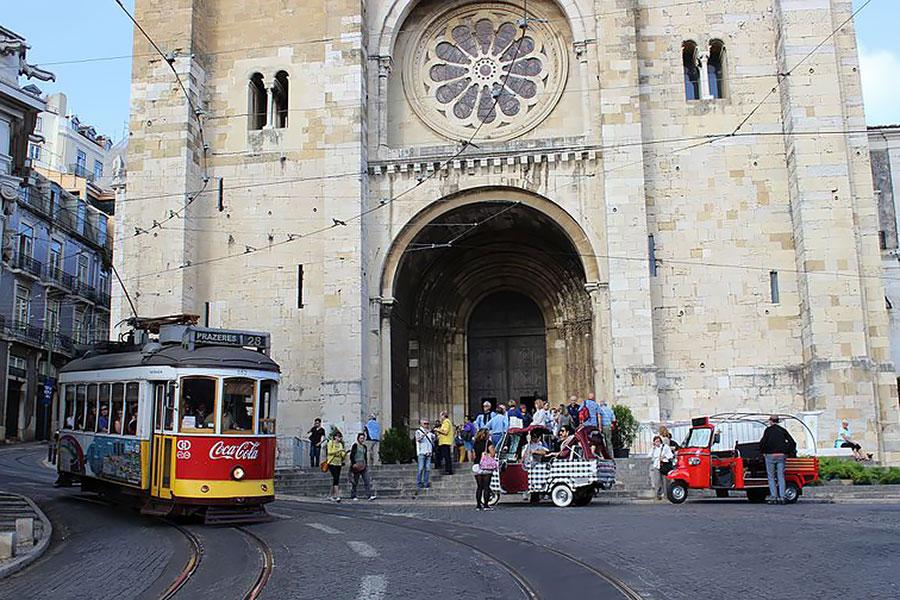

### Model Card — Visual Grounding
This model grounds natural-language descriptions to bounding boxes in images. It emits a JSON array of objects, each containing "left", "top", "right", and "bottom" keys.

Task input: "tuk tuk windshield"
[
  {"left": 500, "top": 434, "right": 524, "bottom": 462},
  {"left": 683, "top": 427, "right": 712, "bottom": 448}
]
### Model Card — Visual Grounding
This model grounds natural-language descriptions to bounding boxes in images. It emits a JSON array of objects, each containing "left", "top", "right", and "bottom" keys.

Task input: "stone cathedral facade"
[{"left": 117, "top": 0, "right": 900, "bottom": 462}]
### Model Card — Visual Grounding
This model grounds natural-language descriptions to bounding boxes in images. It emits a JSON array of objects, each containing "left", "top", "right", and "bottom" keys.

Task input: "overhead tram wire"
[{"left": 119, "top": 0, "right": 880, "bottom": 283}]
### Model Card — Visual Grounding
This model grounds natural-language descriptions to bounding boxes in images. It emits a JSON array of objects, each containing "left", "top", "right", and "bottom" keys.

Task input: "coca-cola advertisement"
[{"left": 175, "top": 436, "right": 275, "bottom": 480}]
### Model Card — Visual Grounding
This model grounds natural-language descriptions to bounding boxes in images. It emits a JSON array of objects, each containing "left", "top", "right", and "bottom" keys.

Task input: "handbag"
[
  {"left": 659, "top": 461, "right": 673, "bottom": 475},
  {"left": 471, "top": 463, "right": 482, "bottom": 475},
  {"left": 351, "top": 462, "right": 367, "bottom": 474},
  {"left": 320, "top": 460, "right": 329, "bottom": 473},
  {"left": 479, "top": 453, "right": 499, "bottom": 472}
]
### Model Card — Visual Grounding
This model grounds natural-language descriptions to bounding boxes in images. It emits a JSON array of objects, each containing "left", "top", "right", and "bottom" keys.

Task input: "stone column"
[
  {"left": 378, "top": 298, "right": 394, "bottom": 429},
  {"left": 698, "top": 52, "right": 712, "bottom": 100},
  {"left": 264, "top": 75, "right": 275, "bottom": 129},
  {"left": 585, "top": 282, "right": 613, "bottom": 402},
  {"left": 376, "top": 56, "right": 392, "bottom": 149}
]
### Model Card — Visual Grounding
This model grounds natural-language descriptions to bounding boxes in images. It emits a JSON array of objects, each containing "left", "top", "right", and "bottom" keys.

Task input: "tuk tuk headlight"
[
  {"left": 688, "top": 457, "right": 701, "bottom": 466},
  {"left": 231, "top": 466, "right": 246, "bottom": 481}
]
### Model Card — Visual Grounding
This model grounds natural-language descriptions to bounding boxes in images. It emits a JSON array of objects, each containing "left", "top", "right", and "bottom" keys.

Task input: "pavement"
[
  {"left": 1, "top": 443, "right": 898, "bottom": 599},
  {"left": 0, "top": 489, "right": 52, "bottom": 578}
]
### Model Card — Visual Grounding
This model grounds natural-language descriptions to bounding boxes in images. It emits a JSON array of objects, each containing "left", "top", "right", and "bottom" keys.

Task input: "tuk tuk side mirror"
[{"left": 713, "top": 432, "right": 721, "bottom": 445}]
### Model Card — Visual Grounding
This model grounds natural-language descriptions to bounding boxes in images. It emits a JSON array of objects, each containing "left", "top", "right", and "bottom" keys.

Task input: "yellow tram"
[{"left": 55, "top": 316, "right": 280, "bottom": 523}]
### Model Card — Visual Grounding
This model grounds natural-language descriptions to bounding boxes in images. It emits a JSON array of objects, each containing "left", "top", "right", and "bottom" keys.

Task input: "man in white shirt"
[{"left": 415, "top": 419, "right": 435, "bottom": 490}]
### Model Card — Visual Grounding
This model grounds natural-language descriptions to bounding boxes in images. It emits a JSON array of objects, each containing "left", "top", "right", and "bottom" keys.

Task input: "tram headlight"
[
  {"left": 688, "top": 457, "right": 701, "bottom": 466},
  {"left": 231, "top": 466, "right": 246, "bottom": 481}
]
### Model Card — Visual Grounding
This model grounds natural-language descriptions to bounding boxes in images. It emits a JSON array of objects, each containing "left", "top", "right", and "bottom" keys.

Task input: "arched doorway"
[
  {"left": 467, "top": 291, "right": 547, "bottom": 416},
  {"left": 387, "top": 196, "right": 596, "bottom": 428}
]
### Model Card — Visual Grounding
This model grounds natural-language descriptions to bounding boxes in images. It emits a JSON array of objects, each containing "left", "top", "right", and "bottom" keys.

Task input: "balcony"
[
  {"left": 68, "top": 163, "right": 95, "bottom": 182},
  {"left": 44, "top": 264, "right": 75, "bottom": 292},
  {"left": 7, "top": 252, "right": 43, "bottom": 279},
  {"left": 44, "top": 330, "right": 74, "bottom": 355},
  {"left": 0, "top": 317, "right": 44, "bottom": 347}
]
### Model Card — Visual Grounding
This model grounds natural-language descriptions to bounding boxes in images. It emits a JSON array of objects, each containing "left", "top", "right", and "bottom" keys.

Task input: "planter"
[{"left": 613, "top": 448, "right": 630, "bottom": 459}]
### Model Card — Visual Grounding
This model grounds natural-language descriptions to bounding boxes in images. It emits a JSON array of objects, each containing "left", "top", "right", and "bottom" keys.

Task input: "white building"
[{"left": 29, "top": 92, "right": 112, "bottom": 184}]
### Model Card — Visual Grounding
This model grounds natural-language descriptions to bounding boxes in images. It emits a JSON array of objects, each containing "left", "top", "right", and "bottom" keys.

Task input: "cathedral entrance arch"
[{"left": 384, "top": 193, "right": 597, "bottom": 428}]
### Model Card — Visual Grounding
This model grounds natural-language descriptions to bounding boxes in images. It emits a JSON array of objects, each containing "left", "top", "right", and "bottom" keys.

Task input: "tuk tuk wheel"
[
  {"left": 487, "top": 490, "right": 500, "bottom": 507},
  {"left": 783, "top": 482, "right": 800, "bottom": 504},
  {"left": 667, "top": 481, "right": 688, "bottom": 504},
  {"left": 573, "top": 489, "right": 593, "bottom": 506},
  {"left": 550, "top": 484, "right": 574, "bottom": 508}
]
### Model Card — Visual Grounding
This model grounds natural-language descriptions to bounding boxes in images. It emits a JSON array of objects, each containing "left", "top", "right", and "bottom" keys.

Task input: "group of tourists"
[{"left": 308, "top": 414, "right": 381, "bottom": 503}]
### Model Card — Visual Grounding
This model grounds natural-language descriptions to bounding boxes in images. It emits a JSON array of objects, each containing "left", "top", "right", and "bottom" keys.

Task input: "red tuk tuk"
[
  {"left": 666, "top": 414, "right": 819, "bottom": 504},
  {"left": 489, "top": 425, "right": 616, "bottom": 507}
]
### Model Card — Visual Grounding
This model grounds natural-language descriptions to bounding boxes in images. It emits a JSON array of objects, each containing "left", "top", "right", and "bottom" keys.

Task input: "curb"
[{"left": 0, "top": 492, "right": 53, "bottom": 579}]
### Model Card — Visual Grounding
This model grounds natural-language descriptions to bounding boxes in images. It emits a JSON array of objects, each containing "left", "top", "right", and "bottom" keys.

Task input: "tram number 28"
[{"left": 176, "top": 439, "right": 192, "bottom": 460}]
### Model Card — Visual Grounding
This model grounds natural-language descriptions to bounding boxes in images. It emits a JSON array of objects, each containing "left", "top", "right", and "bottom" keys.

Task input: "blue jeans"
[
  {"left": 310, "top": 445, "right": 321, "bottom": 467},
  {"left": 490, "top": 432, "right": 504, "bottom": 450},
  {"left": 765, "top": 454, "right": 786, "bottom": 499},
  {"left": 417, "top": 454, "right": 431, "bottom": 488}
]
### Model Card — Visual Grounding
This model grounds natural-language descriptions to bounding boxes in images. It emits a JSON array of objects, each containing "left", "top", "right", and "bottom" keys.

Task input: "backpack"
[
  {"left": 461, "top": 424, "right": 474, "bottom": 442},
  {"left": 578, "top": 405, "right": 590, "bottom": 424}
]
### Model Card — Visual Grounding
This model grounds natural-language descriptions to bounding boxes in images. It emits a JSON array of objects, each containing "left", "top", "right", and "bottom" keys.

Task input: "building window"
[
  {"left": 48, "top": 240, "right": 62, "bottom": 274},
  {"left": 75, "top": 149, "right": 87, "bottom": 177},
  {"left": 708, "top": 39, "right": 726, "bottom": 99},
  {"left": 78, "top": 254, "right": 89, "bottom": 285},
  {"left": 76, "top": 203, "right": 86, "bottom": 235},
  {"left": 93, "top": 314, "right": 109, "bottom": 343},
  {"left": 248, "top": 72, "right": 267, "bottom": 130},
  {"left": 770, "top": 271, "right": 780, "bottom": 304},
  {"left": 28, "top": 144, "right": 41, "bottom": 161},
  {"left": 98, "top": 269, "right": 109, "bottom": 294},
  {"left": 35, "top": 116, "right": 42, "bottom": 132},
  {"left": 46, "top": 298, "right": 60, "bottom": 335},
  {"left": 18, "top": 224, "right": 34, "bottom": 259},
  {"left": 49, "top": 189, "right": 60, "bottom": 219},
  {"left": 73, "top": 306, "right": 88, "bottom": 343},
  {"left": 683, "top": 40, "right": 700, "bottom": 100},
  {"left": 93, "top": 160, "right": 103, "bottom": 180},
  {"left": 98, "top": 217, "right": 108, "bottom": 245},
  {"left": 14, "top": 285, "right": 31, "bottom": 327},
  {"left": 648, "top": 235, "right": 658, "bottom": 277},
  {"left": 273, "top": 71, "right": 289, "bottom": 128}
]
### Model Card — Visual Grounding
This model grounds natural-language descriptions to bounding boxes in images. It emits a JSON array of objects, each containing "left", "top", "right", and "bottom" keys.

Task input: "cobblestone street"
[{"left": 2, "top": 445, "right": 899, "bottom": 599}]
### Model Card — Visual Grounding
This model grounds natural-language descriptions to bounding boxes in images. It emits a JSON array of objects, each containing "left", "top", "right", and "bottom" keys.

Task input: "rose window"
[{"left": 404, "top": 5, "right": 568, "bottom": 142}]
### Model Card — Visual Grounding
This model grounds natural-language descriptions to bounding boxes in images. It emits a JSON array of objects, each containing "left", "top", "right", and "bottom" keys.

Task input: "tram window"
[
  {"left": 154, "top": 383, "right": 175, "bottom": 432},
  {"left": 259, "top": 380, "right": 277, "bottom": 434},
  {"left": 222, "top": 378, "right": 255, "bottom": 434},
  {"left": 87, "top": 384, "right": 99, "bottom": 432},
  {"left": 180, "top": 377, "right": 217, "bottom": 432},
  {"left": 98, "top": 383, "right": 110, "bottom": 433},
  {"left": 109, "top": 383, "right": 124, "bottom": 434},
  {"left": 124, "top": 382, "right": 139, "bottom": 435},
  {"left": 64, "top": 386, "right": 75, "bottom": 429},
  {"left": 75, "top": 385, "right": 86, "bottom": 431}
]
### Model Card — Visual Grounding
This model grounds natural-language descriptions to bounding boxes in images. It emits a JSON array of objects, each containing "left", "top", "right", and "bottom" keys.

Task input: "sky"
[{"left": 2, "top": 0, "right": 899, "bottom": 139}]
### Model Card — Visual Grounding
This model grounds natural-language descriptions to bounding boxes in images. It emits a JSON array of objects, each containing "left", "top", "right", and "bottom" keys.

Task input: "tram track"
[
  {"left": 159, "top": 522, "right": 203, "bottom": 600},
  {"left": 234, "top": 526, "right": 275, "bottom": 600},
  {"left": 279, "top": 502, "right": 644, "bottom": 600}
]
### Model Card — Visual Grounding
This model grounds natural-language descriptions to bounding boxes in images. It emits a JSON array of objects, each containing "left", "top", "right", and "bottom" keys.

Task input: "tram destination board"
[{"left": 189, "top": 327, "right": 270, "bottom": 353}]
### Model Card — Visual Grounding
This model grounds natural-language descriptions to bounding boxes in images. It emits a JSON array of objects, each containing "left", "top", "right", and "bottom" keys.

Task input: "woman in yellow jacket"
[{"left": 326, "top": 430, "right": 348, "bottom": 502}]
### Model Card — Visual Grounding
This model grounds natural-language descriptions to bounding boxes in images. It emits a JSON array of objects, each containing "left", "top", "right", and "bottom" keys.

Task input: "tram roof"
[{"left": 59, "top": 345, "right": 281, "bottom": 374}]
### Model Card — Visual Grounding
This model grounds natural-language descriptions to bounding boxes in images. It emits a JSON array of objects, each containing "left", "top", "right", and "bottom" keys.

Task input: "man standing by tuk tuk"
[{"left": 758, "top": 415, "right": 797, "bottom": 505}]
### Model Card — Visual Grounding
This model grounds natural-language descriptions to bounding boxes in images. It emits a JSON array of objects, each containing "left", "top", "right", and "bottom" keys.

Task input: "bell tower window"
[
  {"left": 273, "top": 71, "right": 289, "bottom": 128},
  {"left": 249, "top": 72, "right": 267, "bottom": 130}
]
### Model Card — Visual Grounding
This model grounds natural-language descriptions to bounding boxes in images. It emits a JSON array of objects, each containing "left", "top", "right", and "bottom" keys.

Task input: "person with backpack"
[
  {"left": 462, "top": 415, "right": 477, "bottom": 462},
  {"left": 348, "top": 432, "right": 376, "bottom": 501},
  {"left": 758, "top": 415, "right": 797, "bottom": 504},
  {"left": 415, "top": 419, "right": 436, "bottom": 490}
]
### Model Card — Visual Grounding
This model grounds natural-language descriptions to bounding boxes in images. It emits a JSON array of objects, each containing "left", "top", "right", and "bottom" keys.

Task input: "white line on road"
[
  {"left": 347, "top": 541, "right": 379, "bottom": 558},
  {"left": 357, "top": 575, "right": 386, "bottom": 600},
  {"left": 306, "top": 522, "right": 342, "bottom": 534}
]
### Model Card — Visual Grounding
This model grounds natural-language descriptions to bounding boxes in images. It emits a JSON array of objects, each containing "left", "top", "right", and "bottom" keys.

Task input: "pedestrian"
[
  {"left": 473, "top": 428, "right": 498, "bottom": 511},
  {"left": 365, "top": 413, "right": 381, "bottom": 465},
  {"left": 415, "top": 418, "right": 435, "bottom": 489},
  {"left": 348, "top": 432, "right": 377, "bottom": 501},
  {"left": 462, "top": 416, "right": 476, "bottom": 462},
  {"left": 558, "top": 403, "right": 572, "bottom": 432},
  {"left": 507, "top": 401, "right": 525, "bottom": 426},
  {"left": 597, "top": 396, "right": 616, "bottom": 456},
  {"left": 325, "top": 430, "right": 348, "bottom": 502},
  {"left": 308, "top": 418, "right": 326, "bottom": 468},
  {"left": 658, "top": 425, "right": 679, "bottom": 452},
  {"left": 435, "top": 410, "right": 454, "bottom": 475},
  {"left": 474, "top": 401, "right": 493, "bottom": 430},
  {"left": 532, "top": 398, "right": 549, "bottom": 430},
  {"left": 649, "top": 435, "right": 674, "bottom": 500},
  {"left": 566, "top": 396, "right": 580, "bottom": 428},
  {"left": 835, "top": 419, "right": 872, "bottom": 462},
  {"left": 487, "top": 404, "right": 509, "bottom": 449},
  {"left": 455, "top": 425, "right": 466, "bottom": 463},
  {"left": 549, "top": 407, "right": 561, "bottom": 436},
  {"left": 758, "top": 415, "right": 797, "bottom": 504}
]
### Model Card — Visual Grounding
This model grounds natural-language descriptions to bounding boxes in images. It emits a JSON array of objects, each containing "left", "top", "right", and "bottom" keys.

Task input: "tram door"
[{"left": 150, "top": 382, "right": 175, "bottom": 499}]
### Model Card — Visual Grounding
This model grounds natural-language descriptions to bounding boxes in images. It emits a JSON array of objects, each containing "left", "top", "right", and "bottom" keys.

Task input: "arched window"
[
  {"left": 682, "top": 41, "right": 700, "bottom": 100},
  {"left": 248, "top": 72, "right": 267, "bottom": 130},
  {"left": 273, "top": 71, "right": 289, "bottom": 128},
  {"left": 708, "top": 39, "right": 726, "bottom": 99}
]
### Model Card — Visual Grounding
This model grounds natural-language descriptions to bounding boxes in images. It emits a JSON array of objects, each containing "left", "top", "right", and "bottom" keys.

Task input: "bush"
[
  {"left": 818, "top": 457, "right": 900, "bottom": 485},
  {"left": 379, "top": 428, "right": 416, "bottom": 464},
  {"left": 611, "top": 404, "right": 639, "bottom": 449}
]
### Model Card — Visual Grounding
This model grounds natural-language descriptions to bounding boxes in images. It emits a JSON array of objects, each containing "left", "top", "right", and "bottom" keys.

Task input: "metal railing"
[
  {"left": 44, "top": 264, "right": 76, "bottom": 291},
  {"left": 276, "top": 436, "right": 312, "bottom": 470},
  {"left": 631, "top": 420, "right": 768, "bottom": 456},
  {"left": 0, "top": 315, "right": 75, "bottom": 356},
  {"left": 9, "top": 252, "right": 43, "bottom": 278},
  {"left": 68, "top": 163, "right": 94, "bottom": 182}
]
